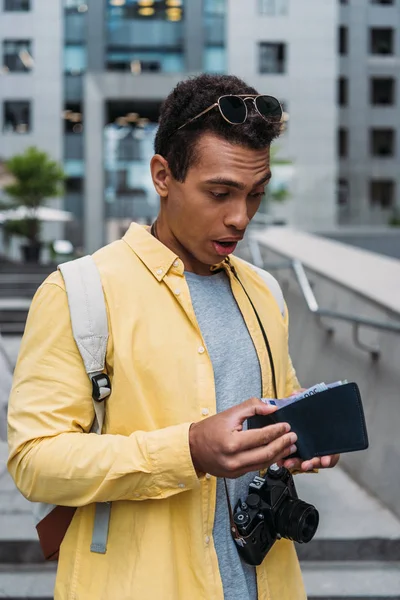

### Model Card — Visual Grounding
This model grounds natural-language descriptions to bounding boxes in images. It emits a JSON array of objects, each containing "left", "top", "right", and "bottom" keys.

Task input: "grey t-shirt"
[{"left": 185, "top": 270, "right": 262, "bottom": 600}]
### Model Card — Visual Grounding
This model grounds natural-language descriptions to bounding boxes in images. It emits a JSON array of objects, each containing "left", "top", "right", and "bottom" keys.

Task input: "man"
[{"left": 8, "top": 74, "right": 338, "bottom": 600}]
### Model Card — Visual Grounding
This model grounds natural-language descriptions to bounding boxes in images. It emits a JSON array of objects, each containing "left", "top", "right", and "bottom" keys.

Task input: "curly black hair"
[{"left": 154, "top": 73, "right": 282, "bottom": 182}]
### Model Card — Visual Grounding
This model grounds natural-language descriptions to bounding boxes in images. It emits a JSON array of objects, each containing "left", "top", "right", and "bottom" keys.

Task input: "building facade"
[
  {"left": 338, "top": 0, "right": 400, "bottom": 225},
  {"left": 227, "top": 0, "right": 338, "bottom": 231},
  {"left": 0, "top": 0, "right": 64, "bottom": 253}
]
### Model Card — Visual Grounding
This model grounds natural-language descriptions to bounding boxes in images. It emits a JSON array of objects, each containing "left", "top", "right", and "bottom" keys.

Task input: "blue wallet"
[{"left": 247, "top": 382, "right": 369, "bottom": 460}]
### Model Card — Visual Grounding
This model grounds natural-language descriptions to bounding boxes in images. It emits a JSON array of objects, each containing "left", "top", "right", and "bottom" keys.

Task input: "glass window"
[
  {"left": 64, "top": 0, "right": 88, "bottom": 12},
  {"left": 106, "top": 0, "right": 185, "bottom": 73},
  {"left": 65, "top": 12, "right": 87, "bottom": 44},
  {"left": 107, "top": 51, "right": 184, "bottom": 73},
  {"left": 3, "top": 100, "right": 31, "bottom": 133},
  {"left": 65, "top": 45, "right": 87, "bottom": 74},
  {"left": 371, "top": 0, "right": 394, "bottom": 4},
  {"left": 4, "top": 0, "right": 30, "bottom": 10},
  {"left": 370, "top": 129, "right": 395, "bottom": 156},
  {"left": 337, "top": 179, "right": 349, "bottom": 206},
  {"left": 371, "top": 77, "right": 395, "bottom": 105},
  {"left": 338, "top": 128, "right": 348, "bottom": 157},
  {"left": 259, "top": 42, "right": 286, "bottom": 74},
  {"left": 204, "top": 47, "right": 225, "bottom": 73},
  {"left": 2, "top": 40, "right": 33, "bottom": 72},
  {"left": 370, "top": 180, "right": 395, "bottom": 208},
  {"left": 339, "top": 26, "right": 348, "bottom": 55},
  {"left": 259, "top": 0, "right": 289, "bottom": 15},
  {"left": 338, "top": 77, "right": 348, "bottom": 105},
  {"left": 370, "top": 28, "right": 394, "bottom": 55}
]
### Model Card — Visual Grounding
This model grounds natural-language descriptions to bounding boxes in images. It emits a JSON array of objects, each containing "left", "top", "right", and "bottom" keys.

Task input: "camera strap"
[
  {"left": 223, "top": 478, "right": 246, "bottom": 547},
  {"left": 223, "top": 261, "right": 280, "bottom": 547}
]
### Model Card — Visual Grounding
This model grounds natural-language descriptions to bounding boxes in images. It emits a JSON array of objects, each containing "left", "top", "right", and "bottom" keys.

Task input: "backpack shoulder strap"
[
  {"left": 235, "top": 258, "right": 285, "bottom": 317},
  {"left": 58, "top": 255, "right": 111, "bottom": 434}
]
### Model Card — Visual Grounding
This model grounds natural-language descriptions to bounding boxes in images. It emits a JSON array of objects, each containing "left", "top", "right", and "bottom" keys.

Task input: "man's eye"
[
  {"left": 249, "top": 192, "right": 264, "bottom": 199},
  {"left": 210, "top": 191, "right": 229, "bottom": 199}
]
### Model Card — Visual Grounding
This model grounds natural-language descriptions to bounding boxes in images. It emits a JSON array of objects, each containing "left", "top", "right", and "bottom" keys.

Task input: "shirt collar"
[{"left": 122, "top": 222, "right": 230, "bottom": 280}]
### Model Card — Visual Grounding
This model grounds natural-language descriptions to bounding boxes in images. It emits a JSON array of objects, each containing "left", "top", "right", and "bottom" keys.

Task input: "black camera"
[{"left": 232, "top": 465, "right": 319, "bottom": 566}]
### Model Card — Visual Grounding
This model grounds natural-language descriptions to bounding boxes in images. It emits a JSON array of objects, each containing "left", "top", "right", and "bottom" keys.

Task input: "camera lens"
[{"left": 275, "top": 498, "right": 319, "bottom": 543}]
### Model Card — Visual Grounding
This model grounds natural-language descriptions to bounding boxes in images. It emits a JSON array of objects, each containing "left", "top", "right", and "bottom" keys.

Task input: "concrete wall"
[
  {"left": 339, "top": 0, "right": 400, "bottom": 225},
  {"left": 320, "top": 227, "right": 400, "bottom": 260},
  {"left": 227, "top": 0, "right": 338, "bottom": 231},
  {"left": 245, "top": 228, "right": 400, "bottom": 518}
]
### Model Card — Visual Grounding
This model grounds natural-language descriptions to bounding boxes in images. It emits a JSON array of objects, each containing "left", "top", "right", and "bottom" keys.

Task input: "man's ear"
[{"left": 150, "top": 154, "right": 170, "bottom": 198}]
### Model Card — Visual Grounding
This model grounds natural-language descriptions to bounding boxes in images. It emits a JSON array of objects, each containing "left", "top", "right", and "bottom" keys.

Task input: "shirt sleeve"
[{"left": 7, "top": 280, "right": 200, "bottom": 507}]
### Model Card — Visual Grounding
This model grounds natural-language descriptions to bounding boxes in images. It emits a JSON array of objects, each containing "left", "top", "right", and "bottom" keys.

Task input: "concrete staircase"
[
  {"left": 1, "top": 440, "right": 399, "bottom": 599},
  {"left": 296, "top": 468, "right": 400, "bottom": 599}
]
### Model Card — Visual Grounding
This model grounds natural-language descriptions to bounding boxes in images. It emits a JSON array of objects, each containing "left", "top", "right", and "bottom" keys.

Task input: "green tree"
[
  {"left": 0, "top": 147, "right": 65, "bottom": 259},
  {"left": 260, "top": 146, "right": 292, "bottom": 215}
]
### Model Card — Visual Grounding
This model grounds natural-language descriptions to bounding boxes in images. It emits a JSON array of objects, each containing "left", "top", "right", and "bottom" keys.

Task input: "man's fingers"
[
  {"left": 231, "top": 397, "right": 278, "bottom": 428},
  {"left": 238, "top": 422, "right": 293, "bottom": 452},
  {"left": 229, "top": 431, "right": 297, "bottom": 476}
]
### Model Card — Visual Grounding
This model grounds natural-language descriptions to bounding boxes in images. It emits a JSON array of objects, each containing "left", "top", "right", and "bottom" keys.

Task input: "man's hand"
[
  {"left": 189, "top": 397, "right": 298, "bottom": 479},
  {"left": 280, "top": 454, "right": 340, "bottom": 472},
  {"left": 279, "top": 387, "right": 340, "bottom": 472}
]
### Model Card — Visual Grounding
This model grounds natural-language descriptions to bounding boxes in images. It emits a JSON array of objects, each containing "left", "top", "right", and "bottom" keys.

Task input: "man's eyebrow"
[{"left": 204, "top": 172, "right": 272, "bottom": 190}]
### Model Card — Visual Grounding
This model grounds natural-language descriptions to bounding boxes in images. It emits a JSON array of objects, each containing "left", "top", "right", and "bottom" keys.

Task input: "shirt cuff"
[{"left": 146, "top": 422, "right": 201, "bottom": 496}]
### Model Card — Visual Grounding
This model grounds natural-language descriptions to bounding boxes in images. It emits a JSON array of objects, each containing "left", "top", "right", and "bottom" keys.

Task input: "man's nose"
[{"left": 224, "top": 202, "right": 250, "bottom": 231}]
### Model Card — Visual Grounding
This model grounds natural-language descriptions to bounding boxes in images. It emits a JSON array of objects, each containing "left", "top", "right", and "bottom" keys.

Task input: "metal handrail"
[{"left": 247, "top": 237, "right": 400, "bottom": 360}]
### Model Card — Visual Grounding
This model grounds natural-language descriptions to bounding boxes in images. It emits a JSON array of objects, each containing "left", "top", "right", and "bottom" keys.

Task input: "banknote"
[{"left": 262, "top": 380, "right": 348, "bottom": 409}]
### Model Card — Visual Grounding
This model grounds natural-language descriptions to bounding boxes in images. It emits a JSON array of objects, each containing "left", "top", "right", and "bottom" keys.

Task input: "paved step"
[
  {"left": 302, "top": 561, "right": 400, "bottom": 599},
  {"left": 0, "top": 562, "right": 399, "bottom": 600},
  {"left": 294, "top": 468, "right": 400, "bottom": 562},
  {"left": 0, "top": 564, "right": 55, "bottom": 599}
]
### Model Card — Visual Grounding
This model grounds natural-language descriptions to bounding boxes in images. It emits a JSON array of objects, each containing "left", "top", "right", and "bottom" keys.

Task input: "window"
[
  {"left": 338, "top": 77, "right": 348, "bottom": 105},
  {"left": 370, "top": 129, "right": 395, "bottom": 156},
  {"left": 370, "top": 180, "right": 395, "bottom": 208},
  {"left": 64, "top": 44, "right": 87, "bottom": 74},
  {"left": 65, "top": 177, "right": 84, "bottom": 194},
  {"left": 339, "top": 26, "right": 348, "bottom": 55},
  {"left": 259, "top": 42, "right": 286, "bottom": 74},
  {"left": 3, "top": 100, "right": 31, "bottom": 133},
  {"left": 259, "top": 0, "right": 289, "bottom": 15},
  {"left": 2, "top": 40, "right": 33, "bottom": 72},
  {"left": 339, "top": 0, "right": 348, "bottom": 4},
  {"left": 4, "top": 0, "right": 30, "bottom": 10},
  {"left": 338, "top": 128, "right": 348, "bottom": 157},
  {"left": 371, "top": 0, "right": 394, "bottom": 5},
  {"left": 371, "top": 77, "right": 395, "bottom": 105},
  {"left": 337, "top": 179, "right": 349, "bottom": 206},
  {"left": 370, "top": 28, "right": 394, "bottom": 55}
]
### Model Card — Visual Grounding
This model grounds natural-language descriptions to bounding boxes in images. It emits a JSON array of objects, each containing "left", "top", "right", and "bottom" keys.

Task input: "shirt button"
[
  {"left": 201, "top": 408, "right": 209, "bottom": 416},
  {"left": 205, "top": 473, "right": 211, "bottom": 480},
  {"left": 198, "top": 346, "right": 205, "bottom": 354},
  {"left": 173, "top": 260, "right": 179, "bottom": 268},
  {"left": 156, "top": 268, "right": 163, "bottom": 275},
  {"left": 178, "top": 483, "right": 185, "bottom": 489},
  {"left": 174, "top": 289, "right": 181, "bottom": 296},
  {"left": 205, "top": 536, "right": 210, "bottom": 544}
]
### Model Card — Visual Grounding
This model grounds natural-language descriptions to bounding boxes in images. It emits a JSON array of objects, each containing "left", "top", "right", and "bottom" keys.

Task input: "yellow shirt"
[{"left": 8, "top": 223, "right": 306, "bottom": 600}]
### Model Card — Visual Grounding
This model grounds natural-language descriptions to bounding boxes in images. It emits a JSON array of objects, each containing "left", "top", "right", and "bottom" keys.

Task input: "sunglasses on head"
[{"left": 174, "top": 94, "right": 282, "bottom": 135}]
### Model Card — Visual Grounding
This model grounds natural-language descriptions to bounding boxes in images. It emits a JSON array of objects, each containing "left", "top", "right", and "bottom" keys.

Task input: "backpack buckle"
[{"left": 91, "top": 373, "right": 111, "bottom": 402}]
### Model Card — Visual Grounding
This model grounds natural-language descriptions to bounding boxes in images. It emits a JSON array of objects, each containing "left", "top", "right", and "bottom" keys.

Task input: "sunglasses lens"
[
  {"left": 219, "top": 96, "right": 247, "bottom": 124},
  {"left": 255, "top": 96, "right": 282, "bottom": 121}
]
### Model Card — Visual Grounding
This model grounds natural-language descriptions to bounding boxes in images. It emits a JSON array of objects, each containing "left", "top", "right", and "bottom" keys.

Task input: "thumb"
[{"left": 231, "top": 397, "right": 278, "bottom": 426}]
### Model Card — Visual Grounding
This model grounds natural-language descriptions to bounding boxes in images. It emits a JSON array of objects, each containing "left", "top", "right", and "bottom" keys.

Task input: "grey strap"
[
  {"left": 236, "top": 258, "right": 285, "bottom": 316},
  {"left": 58, "top": 256, "right": 111, "bottom": 555},
  {"left": 58, "top": 256, "right": 108, "bottom": 375},
  {"left": 90, "top": 502, "right": 112, "bottom": 554}
]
